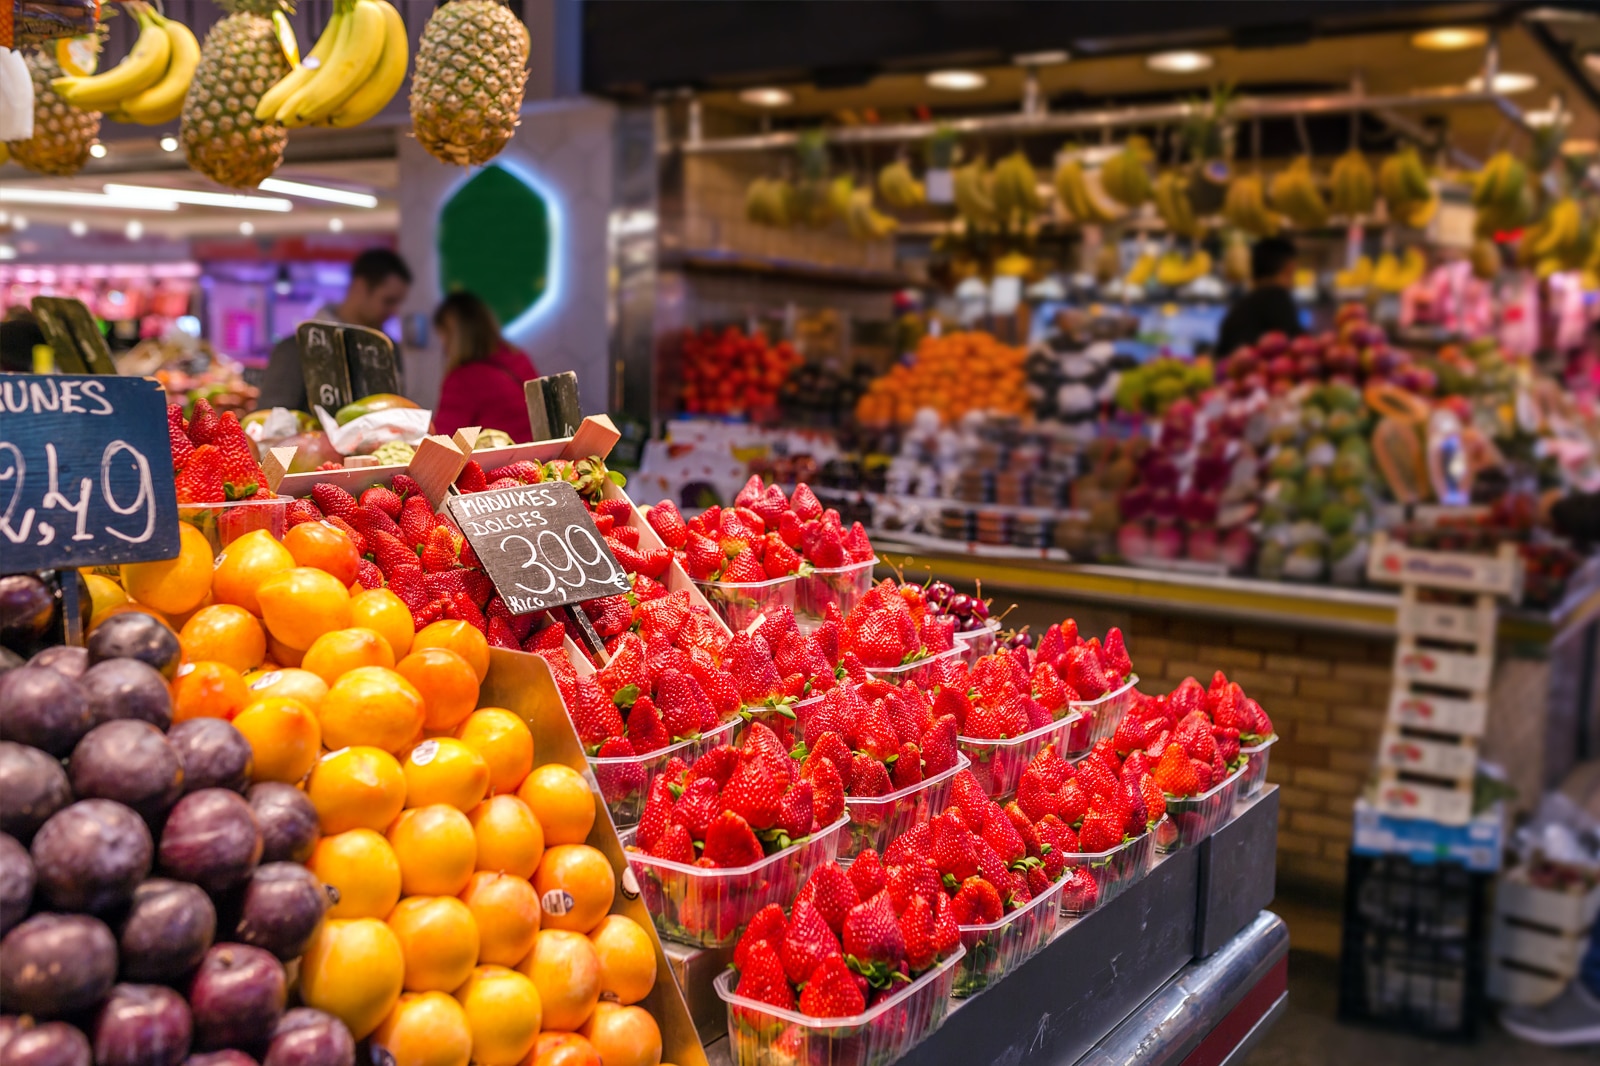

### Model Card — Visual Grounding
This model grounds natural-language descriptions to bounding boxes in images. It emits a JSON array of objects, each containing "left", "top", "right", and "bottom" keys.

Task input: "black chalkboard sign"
[
  {"left": 0, "top": 374, "right": 180, "bottom": 574},
  {"left": 343, "top": 324, "right": 400, "bottom": 399},
  {"left": 297, "top": 321, "right": 352, "bottom": 414},
  {"left": 445, "top": 481, "right": 629, "bottom": 614}
]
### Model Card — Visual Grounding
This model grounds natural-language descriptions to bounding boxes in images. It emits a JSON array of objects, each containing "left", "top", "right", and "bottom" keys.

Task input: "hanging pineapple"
[
  {"left": 410, "top": 0, "right": 530, "bottom": 167},
  {"left": 180, "top": 0, "right": 291, "bottom": 187},
  {"left": 8, "top": 48, "right": 101, "bottom": 176}
]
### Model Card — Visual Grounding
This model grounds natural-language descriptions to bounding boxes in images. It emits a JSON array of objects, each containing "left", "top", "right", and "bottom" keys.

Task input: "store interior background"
[{"left": 10, "top": 2, "right": 1600, "bottom": 1061}]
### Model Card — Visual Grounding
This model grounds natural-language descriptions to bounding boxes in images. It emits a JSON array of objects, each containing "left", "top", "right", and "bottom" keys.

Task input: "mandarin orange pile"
[
  {"left": 104, "top": 520, "right": 668, "bottom": 1066},
  {"left": 854, "top": 330, "right": 1029, "bottom": 427}
]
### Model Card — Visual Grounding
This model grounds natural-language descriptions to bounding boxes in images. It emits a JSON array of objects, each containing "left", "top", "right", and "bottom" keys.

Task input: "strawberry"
[
  {"left": 883, "top": 824, "right": 932, "bottom": 867},
  {"left": 683, "top": 533, "right": 723, "bottom": 581},
  {"left": 174, "top": 445, "right": 224, "bottom": 503},
  {"left": 763, "top": 538, "right": 802, "bottom": 579},
  {"left": 1062, "top": 645, "right": 1109, "bottom": 700},
  {"left": 739, "top": 721, "right": 792, "bottom": 781},
  {"left": 1016, "top": 773, "right": 1059, "bottom": 824},
  {"left": 670, "top": 777, "right": 721, "bottom": 837},
  {"left": 1078, "top": 808, "right": 1124, "bottom": 853},
  {"left": 609, "top": 525, "right": 641, "bottom": 550},
  {"left": 1060, "top": 867, "right": 1099, "bottom": 912},
  {"left": 187, "top": 398, "right": 222, "bottom": 444},
  {"left": 1057, "top": 780, "right": 1090, "bottom": 827},
  {"left": 167, "top": 405, "right": 194, "bottom": 472},
  {"left": 849, "top": 611, "right": 910, "bottom": 670},
  {"left": 727, "top": 633, "right": 783, "bottom": 705},
  {"left": 733, "top": 939, "right": 793, "bottom": 1009},
  {"left": 1074, "top": 755, "right": 1121, "bottom": 803},
  {"left": 842, "top": 892, "right": 906, "bottom": 981},
  {"left": 849, "top": 850, "right": 888, "bottom": 900},
  {"left": 808, "top": 525, "right": 848, "bottom": 568},
  {"left": 646, "top": 501, "right": 688, "bottom": 549},
  {"left": 572, "top": 678, "right": 626, "bottom": 748},
  {"left": 412, "top": 598, "right": 447, "bottom": 627},
  {"left": 385, "top": 565, "right": 430, "bottom": 612},
  {"left": 721, "top": 754, "right": 783, "bottom": 831},
  {"left": 486, "top": 616, "right": 520, "bottom": 649},
  {"left": 311, "top": 482, "right": 359, "bottom": 520},
  {"left": 777, "top": 510, "right": 804, "bottom": 548},
  {"left": 366, "top": 530, "right": 417, "bottom": 576},
  {"left": 799, "top": 954, "right": 865, "bottom": 1018},
  {"left": 420, "top": 526, "right": 460, "bottom": 572},
  {"left": 930, "top": 813, "right": 979, "bottom": 881},
  {"left": 885, "top": 860, "right": 943, "bottom": 914},
  {"left": 950, "top": 877, "right": 1003, "bottom": 925},
  {"left": 981, "top": 804, "right": 1026, "bottom": 864},
  {"left": 348, "top": 504, "right": 403, "bottom": 542},
  {"left": 1139, "top": 775, "right": 1167, "bottom": 825},
  {"left": 791, "top": 483, "right": 823, "bottom": 521},
  {"left": 949, "top": 771, "right": 989, "bottom": 829},
  {"left": 1193, "top": 758, "right": 1214, "bottom": 792},
  {"left": 891, "top": 742, "right": 923, "bottom": 789},
  {"left": 626, "top": 695, "right": 671, "bottom": 754},
  {"left": 283, "top": 498, "right": 323, "bottom": 528},
  {"left": 357, "top": 485, "right": 402, "bottom": 518},
  {"left": 1118, "top": 776, "right": 1148, "bottom": 835},
  {"left": 797, "top": 863, "right": 858, "bottom": 935},
  {"left": 779, "top": 900, "right": 841, "bottom": 985},
  {"left": 691, "top": 744, "right": 739, "bottom": 788},
  {"left": 776, "top": 777, "right": 815, "bottom": 843},
  {"left": 394, "top": 498, "right": 440, "bottom": 552},
  {"left": 423, "top": 569, "right": 491, "bottom": 607},
  {"left": 592, "top": 737, "right": 643, "bottom": 802},
  {"left": 655, "top": 670, "right": 712, "bottom": 738},
  {"left": 919, "top": 717, "right": 959, "bottom": 776},
  {"left": 1004, "top": 803, "right": 1044, "bottom": 858},
  {"left": 703, "top": 811, "right": 764, "bottom": 867},
  {"left": 353, "top": 559, "right": 383, "bottom": 590},
  {"left": 584, "top": 595, "right": 633, "bottom": 639},
  {"left": 597, "top": 498, "right": 634, "bottom": 524},
  {"left": 735, "top": 476, "right": 765, "bottom": 511},
  {"left": 1175, "top": 712, "right": 1218, "bottom": 764},
  {"left": 897, "top": 894, "right": 940, "bottom": 972},
  {"left": 721, "top": 548, "right": 766, "bottom": 584},
  {"left": 734, "top": 903, "right": 789, "bottom": 972},
  {"left": 848, "top": 754, "right": 892, "bottom": 798},
  {"left": 635, "top": 783, "right": 672, "bottom": 854},
  {"left": 806, "top": 756, "right": 846, "bottom": 827},
  {"left": 321, "top": 516, "right": 367, "bottom": 557},
  {"left": 455, "top": 461, "right": 488, "bottom": 494},
  {"left": 1103, "top": 627, "right": 1132, "bottom": 679},
  {"left": 843, "top": 522, "right": 875, "bottom": 564},
  {"left": 486, "top": 461, "right": 543, "bottom": 485}
]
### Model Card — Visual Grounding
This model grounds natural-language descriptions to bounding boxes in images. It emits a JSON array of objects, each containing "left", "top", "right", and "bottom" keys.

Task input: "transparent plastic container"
[
  {"left": 796, "top": 558, "right": 877, "bottom": 626},
  {"left": 1237, "top": 735, "right": 1278, "bottom": 798},
  {"left": 622, "top": 814, "right": 849, "bottom": 947},
  {"left": 693, "top": 573, "right": 798, "bottom": 634},
  {"left": 955, "top": 621, "right": 1001, "bottom": 665},
  {"left": 741, "top": 692, "right": 825, "bottom": 750},
  {"left": 862, "top": 644, "right": 966, "bottom": 689},
  {"left": 714, "top": 946, "right": 964, "bottom": 1066},
  {"left": 957, "top": 710, "right": 1087, "bottom": 801},
  {"left": 1057, "top": 827, "right": 1158, "bottom": 917},
  {"left": 587, "top": 719, "right": 739, "bottom": 828},
  {"left": 841, "top": 755, "right": 969, "bottom": 862},
  {"left": 1156, "top": 762, "right": 1249, "bottom": 853},
  {"left": 1071, "top": 675, "right": 1140, "bottom": 746},
  {"left": 182, "top": 497, "right": 288, "bottom": 553},
  {"left": 954, "top": 872, "right": 1065, "bottom": 996}
]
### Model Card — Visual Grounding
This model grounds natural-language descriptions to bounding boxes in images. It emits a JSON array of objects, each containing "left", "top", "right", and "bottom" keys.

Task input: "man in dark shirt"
[{"left": 1215, "top": 236, "right": 1303, "bottom": 358}]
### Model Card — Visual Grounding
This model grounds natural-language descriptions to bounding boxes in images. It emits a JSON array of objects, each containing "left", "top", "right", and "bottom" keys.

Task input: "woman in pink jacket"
[{"left": 432, "top": 291, "right": 540, "bottom": 440}]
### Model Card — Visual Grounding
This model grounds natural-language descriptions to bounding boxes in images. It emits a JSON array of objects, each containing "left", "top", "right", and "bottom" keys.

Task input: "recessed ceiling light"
[
  {"left": 926, "top": 69, "right": 987, "bottom": 91},
  {"left": 159, "top": 136, "right": 178, "bottom": 152},
  {"left": 88, "top": 142, "right": 106, "bottom": 159},
  {"left": 69, "top": 220, "right": 87, "bottom": 237},
  {"left": 0, "top": 188, "right": 177, "bottom": 211},
  {"left": 258, "top": 177, "right": 379, "bottom": 208},
  {"left": 329, "top": 217, "right": 345, "bottom": 232},
  {"left": 1467, "top": 71, "right": 1538, "bottom": 94},
  {"left": 239, "top": 221, "right": 255, "bottom": 236},
  {"left": 737, "top": 87, "right": 793, "bottom": 108},
  {"left": 124, "top": 220, "right": 142, "bottom": 241},
  {"left": 104, "top": 184, "right": 293, "bottom": 212},
  {"left": 1411, "top": 27, "right": 1488, "bottom": 51},
  {"left": 1013, "top": 50, "right": 1069, "bottom": 66},
  {"left": 1146, "top": 50, "right": 1213, "bottom": 74}
]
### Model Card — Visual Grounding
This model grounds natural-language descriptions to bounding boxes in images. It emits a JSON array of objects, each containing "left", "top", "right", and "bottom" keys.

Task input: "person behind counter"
[
  {"left": 432, "top": 291, "right": 539, "bottom": 440},
  {"left": 1215, "top": 236, "right": 1303, "bottom": 358}
]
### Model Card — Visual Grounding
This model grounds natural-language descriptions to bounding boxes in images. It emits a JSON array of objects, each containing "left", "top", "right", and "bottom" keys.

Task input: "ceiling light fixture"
[
  {"left": 1466, "top": 71, "right": 1538, "bottom": 94},
  {"left": 11, "top": 215, "right": 26, "bottom": 231},
  {"left": 257, "top": 177, "right": 379, "bottom": 208},
  {"left": 69, "top": 220, "right": 87, "bottom": 236},
  {"left": 103, "top": 184, "right": 293, "bottom": 212},
  {"left": 88, "top": 142, "right": 107, "bottom": 159},
  {"left": 926, "top": 69, "right": 987, "bottom": 91},
  {"left": 328, "top": 217, "right": 345, "bottom": 232},
  {"left": 1146, "top": 50, "right": 1213, "bottom": 73},
  {"left": 0, "top": 188, "right": 177, "bottom": 211},
  {"left": 0, "top": 245, "right": 15, "bottom": 261},
  {"left": 736, "top": 87, "right": 794, "bottom": 108},
  {"left": 1411, "top": 27, "right": 1488, "bottom": 51},
  {"left": 124, "top": 220, "right": 143, "bottom": 240},
  {"left": 159, "top": 136, "right": 178, "bottom": 152},
  {"left": 1013, "top": 50, "right": 1069, "bottom": 66},
  {"left": 239, "top": 221, "right": 255, "bottom": 236}
]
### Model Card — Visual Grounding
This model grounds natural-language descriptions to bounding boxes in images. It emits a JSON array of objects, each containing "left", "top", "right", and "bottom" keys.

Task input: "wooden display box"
[{"left": 1195, "top": 786, "right": 1279, "bottom": 958}]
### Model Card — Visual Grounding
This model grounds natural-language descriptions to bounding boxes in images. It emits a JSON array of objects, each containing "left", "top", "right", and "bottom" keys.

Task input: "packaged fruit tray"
[
  {"left": 796, "top": 557, "right": 877, "bottom": 628},
  {"left": 1058, "top": 827, "right": 1158, "bottom": 917},
  {"left": 621, "top": 815, "right": 849, "bottom": 948},
  {"left": 862, "top": 644, "right": 966, "bottom": 689},
  {"left": 955, "top": 621, "right": 1001, "bottom": 666},
  {"left": 180, "top": 496, "right": 289, "bottom": 552},
  {"left": 713, "top": 946, "right": 964, "bottom": 1066},
  {"left": 841, "top": 755, "right": 969, "bottom": 863},
  {"left": 1238, "top": 735, "right": 1278, "bottom": 799},
  {"left": 1071, "top": 675, "right": 1140, "bottom": 747},
  {"left": 957, "top": 710, "right": 1087, "bottom": 801},
  {"left": 692, "top": 573, "right": 798, "bottom": 634},
  {"left": 587, "top": 719, "right": 740, "bottom": 828},
  {"left": 1156, "top": 763, "right": 1249, "bottom": 853},
  {"left": 955, "top": 873, "right": 1066, "bottom": 996}
]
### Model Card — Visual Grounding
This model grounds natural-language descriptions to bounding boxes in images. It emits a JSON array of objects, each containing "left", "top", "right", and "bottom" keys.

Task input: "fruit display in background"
[
  {"left": 52, "top": 3, "right": 199, "bottom": 126},
  {"left": 410, "top": 0, "right": 530, "bottom": 166},
  {"left": 668, "top": 476, "right": 876, "bottom": 581},
  {"left": 255, "top": 0, "right": 409, "bottom": 129},
  {"left": 1378, "top": 145, "right": 1437, "bottom": 228},
  {"left": 1113, "top": 356, "right": 1214, "bottom": 416},
  {"left": 180, "top": 0, "right": 290, "bottom": 188},
  {"left": 855, "top": 331, "right": 1028, "bottom": 427},
  {"left": 7, "top": 46, "right": 101, "bottom": 176},
  {"left": 679, "top": 326, "right": 803, "bottom": 416}
]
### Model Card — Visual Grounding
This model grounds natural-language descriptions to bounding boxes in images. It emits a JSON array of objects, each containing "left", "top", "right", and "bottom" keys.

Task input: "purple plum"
[
  {"left": 0, "top": 742, "right": 72, "bottom": 844},
  {"left": 118, "top": 879, "right": 216, "bottom": 984},
  {"left": 92, "top": 984, "right": 192, "bottom": 1066},
  {"left": 0, "top": 913, "right": 118, "bottom": 1017},
  {"left": 187, "top": 944, "right": 285, "bottom": 1052},
  {"left": 159, "top": 790, "right": 262, "bottom": 895}
]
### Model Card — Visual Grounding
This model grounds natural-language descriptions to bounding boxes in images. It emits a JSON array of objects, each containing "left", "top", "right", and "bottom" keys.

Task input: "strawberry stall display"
[
  {"left": 169, "top": 400, "right": 287, "bottom": 549},
  {"left": 679, "top": 326, "right": 804, "bottom": 417}
]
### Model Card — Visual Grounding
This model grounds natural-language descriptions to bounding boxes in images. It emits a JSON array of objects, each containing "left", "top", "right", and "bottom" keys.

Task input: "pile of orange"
[
  {"left": 108, "top": 520, "right": 669, "bottom": 1066},
  {"left": 854, "top": 330, "right": 1029, "bottom": 427}
]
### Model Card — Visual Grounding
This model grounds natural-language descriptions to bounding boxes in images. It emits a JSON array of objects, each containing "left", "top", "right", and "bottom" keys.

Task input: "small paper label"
[
  {"left": 620, "top": 867, "right": 641, "bottom": 900},
  {"left": 409, "top": 740, "right": 439, "bottom": 766},
  {"left": 250, "top": 670, "right": 283, "bottom": 690},
  {"left": 541, "top": 889, "right": 575, "bottom": 916}
]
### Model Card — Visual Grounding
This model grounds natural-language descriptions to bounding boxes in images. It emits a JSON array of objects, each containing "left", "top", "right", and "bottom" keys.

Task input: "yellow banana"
[
  {"left": 257, "top": 8, "right": 346, "bottom": 122},
  {"left": 1470, "top": 239, "right": 1500, "bottom": 281},
  {"left": 1269, "top": 157, "right": 1327, "bottom": 229},
  {"left": 1329, "top": 150, "right": 1374, "bottom": 216},
  {"left": 280, "top": 0, "right": 386, "bottom": 127},
  {"left": 1102, "top": 137, "right": 1152, "bottom": 208},
  {"left": 954, "top": 162, "right": 997, "bottom": 229},
  {"left": 1223, "top": 234, "right": 1251, "bottom": 283},
  {"left": 118, "top": 13, "right": 200, "bottom": 125},
  {"left": 1126, "top": 253, "right": 1156, "bottom": 287},
  {"left": 876, "top": 160, "right": 924, "bottom": 209},
  {"left": 55, "top": 4, "right": 170, "bottom": 109},
  {"left": 327, "top": 0, "right": 408, "bottom": 127}
]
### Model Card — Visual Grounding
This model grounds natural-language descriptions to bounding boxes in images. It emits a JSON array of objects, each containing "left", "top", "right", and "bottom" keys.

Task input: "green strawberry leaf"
[{"left": 612, "top": 684, "right": 640, "bottom": 709}]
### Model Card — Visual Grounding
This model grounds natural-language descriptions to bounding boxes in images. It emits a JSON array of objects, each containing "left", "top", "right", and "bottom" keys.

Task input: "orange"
[
  {"left": 171, "top": 661, "right": 249, "bottom": 722},
  {"left": 519, "top": 930, "right": 600, "bottom": 1032},
  {"left": 530, "top": 845, "right": 613, "bottom": 935},
  {"left": 306, "top": 745, "right": 407, "bottom": 834},
  {"left": 352, "top": 588, "right": 415, "bottom": 659},
  {"left": 180, "top": 604, "right": 267, "bottom": 673},
  {"left": 587, "top": 916, "right": 656, "bottom": 1006},
  {"left": 397, "top": 648, "right": 481, "bottom": 732},
  {"left": 211, "top": 528, "right": 296, "bottom": 616},
  {"left": 257, "top": 566, "right": 353, "bottom": 650},
  {"left": 454, "top": 966, "right": 541, "bottom": 1066},
  {"left": 267, "top": 634, "right": 305, "bottom": 668},
  {"left": 232, "top": 696, "right": 320, "bottom": 783},
  {"left": 453, "top": 709, "right": 533, "bottom": 796},
  {"left": 459, "top": 872, "right": 540, "bottom": 967},
  {"left": 121, "top": 522, "right": 213, "bottom": 616},
  {"left": 83, "top": 572, "right": 129, "bottom": 626},
  {"left": 309, "top": 828, "right": 402, "bottom": 920},
  {"left": 389, "top": 804, "right": 478, "bottom": 897},
  {"left": 517, "top": 765, "right": 595, "bottom": 847},
  {"left": 166, "top": 592, "right": 215, "bottom": 633},
  {"left": 526, "top": 1033, "right": 602, "bottom": 1066},
  {"left": 302, "top": 627, "right": 397, "bottom": 686},
  {"left": 412, "top": 620, "right": 490, "bottom": 682},
  {"left": 403, "top": 738, "right": 490, "bottom": 811},
  {"left": 372, "top": 991, "right": 473, "bottom": 1066},
  {"left": 284, "top": 520, "right": 361, "bottom": 587},
  {"left": 578, "top": 1004, "right": 660, "bottom": 1066},
  {"left": 468, "top": 795, "right": 545, "bottom": 879},
  {"left": 388, "top": 895, "right": 482, "bottom": 994},
  {"left": 319, "top": 665, "right": 427, "bottom": 754},
  {"left": 243, "top": 666, "right": 329, "bottom": 712},
  {"left": 299, "top": 916, "right": 406, "bottom": 1040}
]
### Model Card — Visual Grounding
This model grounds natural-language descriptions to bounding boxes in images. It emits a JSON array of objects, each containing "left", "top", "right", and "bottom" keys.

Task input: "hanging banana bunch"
[
  {"left": 1372, "top": 248, "right": 1427, "bottom": 293},
  {"left": 1269, "top": 157, "right": 1328, "bottom": 229},
  {"left": 744, "top": 176, "right": 793, "bottom": 228},
  {"left": 1155, "top": 248, "right": 1213, "bottom": 287},
  {"left": 844, "top": 186, "right": 897, "bottom": 241},
  {"left": 1053, "top": 155, "right": 1118, "bottom": 224},
  {"left": 953, "top": 160, "right": 998, "bottom": 231},
  {"left": 991, "top": 151, "right": 1041, "bottom": 228},
  {"left": 1328, "top": 150, "right": 1375, "bottom": 217},
  {"left": 1152, "top": 170, "right": 1203, "bottom": 238},
  {"left": 1526, "top": 197, "right": 1594, "bottom": 274},
  {"left": 52, "top": 3, "right": 199, "bottom": 126},
  {"left": 1333, "top": 256, "right": 1373, "bottom": 291},
  {"left": 1470, "top": 150, "right": 1530, "bottom": 235},
  {"left": 1378, "top": 145, "right": 1436, "bottom": 228},
  {"left": 1222, "top": 232, "right": 1252, "bottom": 284},
  {"left": 1094, "top": 243, "right": 1122, "bottom": 284},
  {"left": 1101, "top": 136, "right": 1153, "bottom": 208},
  {"left": 877, "top": 159, "right": 925, "bottom": 209},
  {"left": 1223, "top": 173, "right": 1278, "bottom": 236},
  {"left": 1469, "top": 238, "right": 1501, "bottom": 281}
]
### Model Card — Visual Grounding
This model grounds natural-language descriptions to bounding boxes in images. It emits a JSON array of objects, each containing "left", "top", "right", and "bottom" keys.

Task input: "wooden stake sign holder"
[{"left": 1365, "top": 533, "right": 1522, "bottom": 826}]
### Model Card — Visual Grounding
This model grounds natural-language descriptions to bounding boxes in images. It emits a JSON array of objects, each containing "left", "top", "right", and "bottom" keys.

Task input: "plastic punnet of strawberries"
[
  {"left": 1032, "top": 619, "right": 1137, "bottom": 708},
  {"left": 167, "top": 399, "right": 281, "bottom": 542},
  {"left": 834, "top": 579, "right": 968, "bottom": 676},
  {"left": 660, "top": 477, "right": 876, "bottom": 585}
]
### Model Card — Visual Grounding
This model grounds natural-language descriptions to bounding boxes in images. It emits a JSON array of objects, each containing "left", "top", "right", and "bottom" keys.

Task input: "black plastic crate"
[{"left": 1336, "top": 852, "right": 1490, "bottom": 1040}]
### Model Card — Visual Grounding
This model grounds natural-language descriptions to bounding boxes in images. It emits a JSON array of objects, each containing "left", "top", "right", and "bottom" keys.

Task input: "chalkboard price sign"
[
  {"left": 445, "top": 482, "right": 630, "bottom": 613},
  {"left": 0, "top": 374, "right": 180, "bottom": 575}
]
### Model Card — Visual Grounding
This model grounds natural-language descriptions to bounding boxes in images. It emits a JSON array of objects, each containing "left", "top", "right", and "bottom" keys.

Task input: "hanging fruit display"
[
  {"left": 1222, "top": 173, "right": 1278, "bottom": 236},
  {"left": 1053, "top": 155, "right": 1118, "bottom": 224},
  {"left": 1100, "top": 136, "right": 1153, "bottom": 208},
  {"left": 1151, "top": 170, "right": 1203, "bottom": 238},
  {"left": 411, "top": 0, "right": 530, "bottom": 167},
  {"left": 953, "top": 159, "right": 998, "bottom": 231},
  {"left": 180, "top": 0, "right": 292, "bottom": 188},
  {"left": 1268, "top": 156, "right": 1328, "bottom": 229},
  {"left": 1377, "top": 145, "right": 1437, "bottom": 228},
  {"left": 877, "top": 159, "right": 925, "bottom": 209},
  {"left": 7, "top": 46, "right": 100, "bottom": 175},
  {"left": 1328, "top": 149, "right": 1375, "bottom": 217},
  {"left": 1472, "top": 150, "right": 1532, "bottom": 234},
  {"left": 52, "top": 3, "right": 198, "bottom": 126},
  {"left": 990, "top": 151, "right": 1042, "bottom": 229}
]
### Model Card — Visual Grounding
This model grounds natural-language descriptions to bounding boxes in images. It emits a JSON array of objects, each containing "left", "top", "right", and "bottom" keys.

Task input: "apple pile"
[{"left": 1219, "top": 308, "right": 1436, "bottom": 398}]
